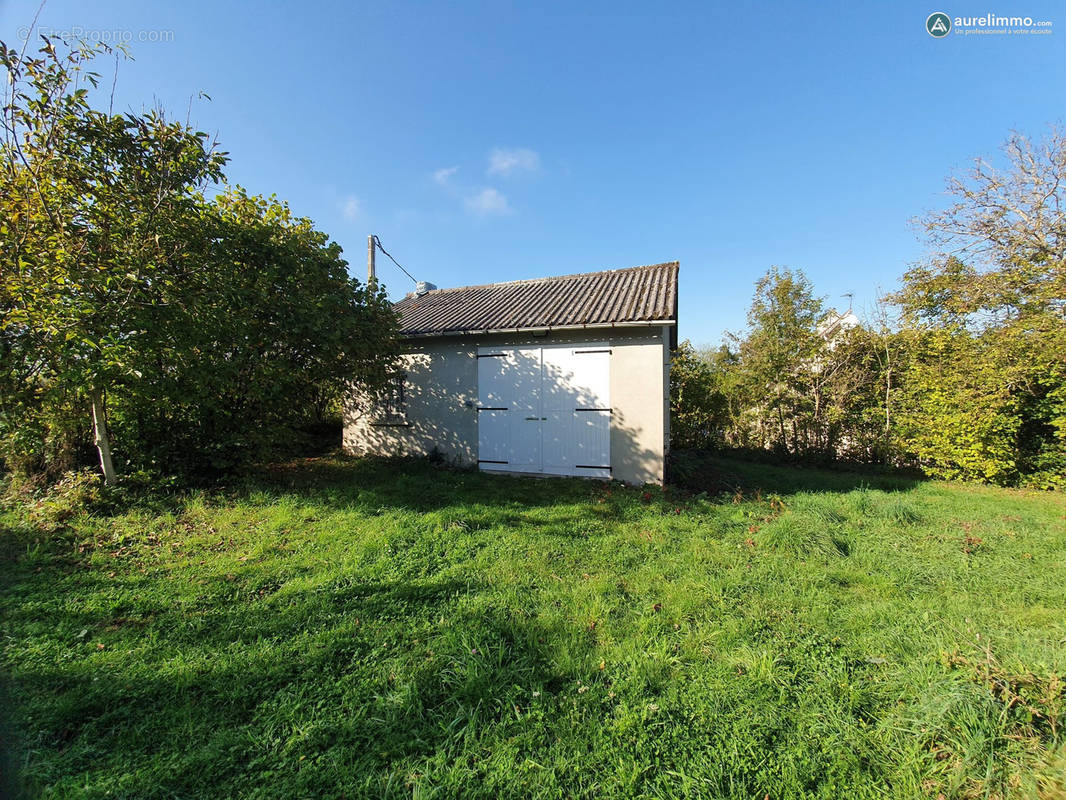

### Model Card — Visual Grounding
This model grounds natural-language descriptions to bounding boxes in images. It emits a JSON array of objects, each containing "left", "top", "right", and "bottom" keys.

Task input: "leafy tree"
[
  {"left": 112, "top": 188, "right": 399, "bottom": 474},
  {"left": 729, "top": 267, "right": 826, "bottom": 456},
  {"left": 669, "top": 340, "right": 729, "bottom": 449},
  {"left": 1, "top": 38, "right": 225, "bottom": 483},
  {"left": 1, "top": 38, "right": 399, "bottom": 482},
  {"left": 833, "top": 322, "right": 903, "bottom": 463},
  {"left": 896, "top": 130, "right": 1066, "bottom": 487},
  {"left": 697, "top": 268, "right": 895, "bottom": 463},
  {"left": 894, "top": 326, "right": 1022, "bottom": 483},
  {"left": 672, "top": 130, "right": 1063, "bottom": 486}
]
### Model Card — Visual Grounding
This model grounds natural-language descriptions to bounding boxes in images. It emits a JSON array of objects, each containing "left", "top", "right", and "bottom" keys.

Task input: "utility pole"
[{"left": 367, "top": 234, "right": 376, "bottom": 284}]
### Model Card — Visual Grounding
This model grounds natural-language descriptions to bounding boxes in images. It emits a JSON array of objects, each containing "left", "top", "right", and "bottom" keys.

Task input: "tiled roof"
[{"left": 394, "top": 261, "right": 679, "bottom": 337}]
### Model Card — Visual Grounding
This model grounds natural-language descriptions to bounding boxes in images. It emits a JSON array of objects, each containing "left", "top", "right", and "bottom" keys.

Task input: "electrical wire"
[{"left": 373, "top": 235, "right": 418, "bottom": 285}]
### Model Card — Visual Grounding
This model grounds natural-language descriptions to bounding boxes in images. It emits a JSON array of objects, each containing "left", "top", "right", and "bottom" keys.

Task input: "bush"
[{"left": 670, "top": 341, "right": 730, "bottom": 450}]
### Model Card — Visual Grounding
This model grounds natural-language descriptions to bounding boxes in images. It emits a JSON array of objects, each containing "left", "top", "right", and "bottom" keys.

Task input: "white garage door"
[{"left": 477, "top": 343, "right": 611, "bottom": 478}]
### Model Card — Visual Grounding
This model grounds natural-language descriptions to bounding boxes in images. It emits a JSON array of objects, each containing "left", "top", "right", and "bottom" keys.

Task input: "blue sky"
[{"left": 2, "top": 1, "right": 1063, "bottom": 344}]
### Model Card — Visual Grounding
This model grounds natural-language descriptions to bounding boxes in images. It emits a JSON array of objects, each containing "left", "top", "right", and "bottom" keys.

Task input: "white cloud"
[
  {"left": 487, "top": 147, "right": 539, "bottom": 177},
  {"left": 433, "top": 165, "right": 459, "bottom": 185},
  {"left": 466, "top": 187, "right": 512, "bottom": 216},
  {"left": 340, "top": 195, "right": 361, "bottom": 221}
]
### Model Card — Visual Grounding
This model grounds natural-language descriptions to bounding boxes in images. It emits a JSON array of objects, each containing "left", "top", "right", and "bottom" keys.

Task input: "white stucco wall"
[{"left": 343, "top": 326, "right": 671, "bottom": 484}]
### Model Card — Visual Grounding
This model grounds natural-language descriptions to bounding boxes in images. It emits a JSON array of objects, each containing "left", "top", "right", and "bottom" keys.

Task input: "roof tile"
[{"left": 395, "top": 261, "right": 679, "bottom": 336}]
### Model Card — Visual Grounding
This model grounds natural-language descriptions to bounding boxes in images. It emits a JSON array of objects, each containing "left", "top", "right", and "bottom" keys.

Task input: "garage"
[
  {"left": 476, "top": 343, "right": 611, "bottom": 478},
  {"left": 343, "top": 260, "right": 678, "bottom": 485}
]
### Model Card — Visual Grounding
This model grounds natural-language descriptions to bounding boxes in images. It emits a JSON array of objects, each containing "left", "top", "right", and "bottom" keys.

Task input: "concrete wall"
[
  {"left": 662, "top": 325, "right": 672, "bottom": 460},
  {"left": 343, "top": 325, "right": 671, "bottom": 484}
]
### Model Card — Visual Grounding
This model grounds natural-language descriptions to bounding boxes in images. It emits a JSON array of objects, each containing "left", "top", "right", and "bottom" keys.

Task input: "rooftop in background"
[
  {"left": 394, "top": 262, "right": 679, "bottom": 338},
  {"left": 818, "top": 308, "right": 860, "bottom": 341}
]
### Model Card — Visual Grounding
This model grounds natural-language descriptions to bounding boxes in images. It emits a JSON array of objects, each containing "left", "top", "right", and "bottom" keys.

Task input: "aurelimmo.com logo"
[{"left": 927, "top": 11, "right": 952, "bottom": 36}]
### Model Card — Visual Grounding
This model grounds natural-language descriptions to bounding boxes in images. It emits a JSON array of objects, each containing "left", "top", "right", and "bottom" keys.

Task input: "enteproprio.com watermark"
[{"left": 16, "top": 25, "right": 175, "bottom": 44}]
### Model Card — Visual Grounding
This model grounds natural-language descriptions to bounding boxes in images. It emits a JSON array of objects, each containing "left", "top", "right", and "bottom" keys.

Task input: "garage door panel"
[
  {"left": 507, "top": 414, "right": 540, "bottom": 470},
  {"left": 541, "top": 410, "right": 573, "bottom": 474},
  {"left": 477, "top": 410, "right": 509, "bottom": 465},
  {"left": 541, "top": 347, "right": 579, "bottom": 412},
  {"left": 505, "top": 348, "right": 542, "bottom": 413},
  {"left": 477, "top": 352, "right": 511, "bottom": 408},
  {"left": 573, "top": 410, "right": 610, "bottom": 469},
  {"left": 571, "top": 347, "right": 610, "bottom": 409}
]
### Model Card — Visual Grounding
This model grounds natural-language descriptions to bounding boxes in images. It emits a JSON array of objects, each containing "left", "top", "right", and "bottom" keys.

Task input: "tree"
[
  {"left": 113, "top": 188, "right": 399, "bottom": 474},
  {"left": 895, "top": 130, "right": 1066, "bottom": 487},
  {"left": 669, "top": 340, "right": 729, "bottom": 449},
  {"left": 894, "top": 325, "right": 1022, "bottom": 483},
  {"left": 730, "top": 267, "right": 826, "bottom": 456},
  {"left": 706, "top": 268, "right": 893, "bottom": 463},
  {"left": 1, "top": 38, "right": 225, "bottom": 483},
  {"left": 823, "top": 321, "right": 901, "bottom": 463},
  {"left": 1, "top": 38, "right": 400, "bottom": 482}
]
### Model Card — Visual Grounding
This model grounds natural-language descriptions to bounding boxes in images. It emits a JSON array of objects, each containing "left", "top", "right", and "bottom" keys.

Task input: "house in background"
[
  {"left": 817, "top": 307, "right": 860, "bottom": 348},
  {"left": 343, "top": 261, "right": 679, "bottom": 484}
]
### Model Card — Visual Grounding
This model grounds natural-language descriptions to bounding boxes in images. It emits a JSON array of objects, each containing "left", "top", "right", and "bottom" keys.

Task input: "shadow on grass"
[
  {"left": 0, "top": 458, "right": 608, "bottom": 796},
  {"left": 669, "top": 450, "right": 925, "bottom": 496},
  {"left": 5, "top": 455, "right": 608, "bottom": 536},
  {"left": 251, "top": 454, "right": 606, "bottom": 513},
  {"left": 5, "top": 569, "right": 582, "bottom": 797}
]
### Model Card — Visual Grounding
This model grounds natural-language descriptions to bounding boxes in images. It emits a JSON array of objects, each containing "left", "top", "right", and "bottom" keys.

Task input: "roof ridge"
[{"left": 406, "top": 261, "right": 679, "bottom": 298}]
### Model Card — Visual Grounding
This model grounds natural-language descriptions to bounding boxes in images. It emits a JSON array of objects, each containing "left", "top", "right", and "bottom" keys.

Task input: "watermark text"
[{"left": 16, "top": 25, "right": 175, "bottom": 44}]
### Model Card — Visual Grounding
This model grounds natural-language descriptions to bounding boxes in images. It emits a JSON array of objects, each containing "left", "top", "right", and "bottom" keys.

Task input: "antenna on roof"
[{"left": 842, "top": 292, "right": 854, "bottom": 312}]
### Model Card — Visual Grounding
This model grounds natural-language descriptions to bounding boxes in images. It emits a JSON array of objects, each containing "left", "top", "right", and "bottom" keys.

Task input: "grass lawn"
[{"left": 2, "top": 455, "right": 1065, "bottom": 798}]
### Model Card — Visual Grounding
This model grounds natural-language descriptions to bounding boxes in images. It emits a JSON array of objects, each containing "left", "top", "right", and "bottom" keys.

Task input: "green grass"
[{"left": 2, "top": 455, "right": 1065, "bottom": 799}]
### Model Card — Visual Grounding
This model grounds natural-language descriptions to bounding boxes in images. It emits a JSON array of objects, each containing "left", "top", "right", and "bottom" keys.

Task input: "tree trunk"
[
  {"left": 884, "top": 364, "right": 892, "bottom": 436},
  {"left": 91, "top": 388, "right": 118, "bottom": 486},
  {"left": 813, "top": 386, "right": 822, "bottom": 453}
]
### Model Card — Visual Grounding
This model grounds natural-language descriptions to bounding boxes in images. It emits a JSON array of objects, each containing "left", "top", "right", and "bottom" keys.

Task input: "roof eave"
[{"left": 399, "top": 319, "right": 677, "bottom": 339}]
